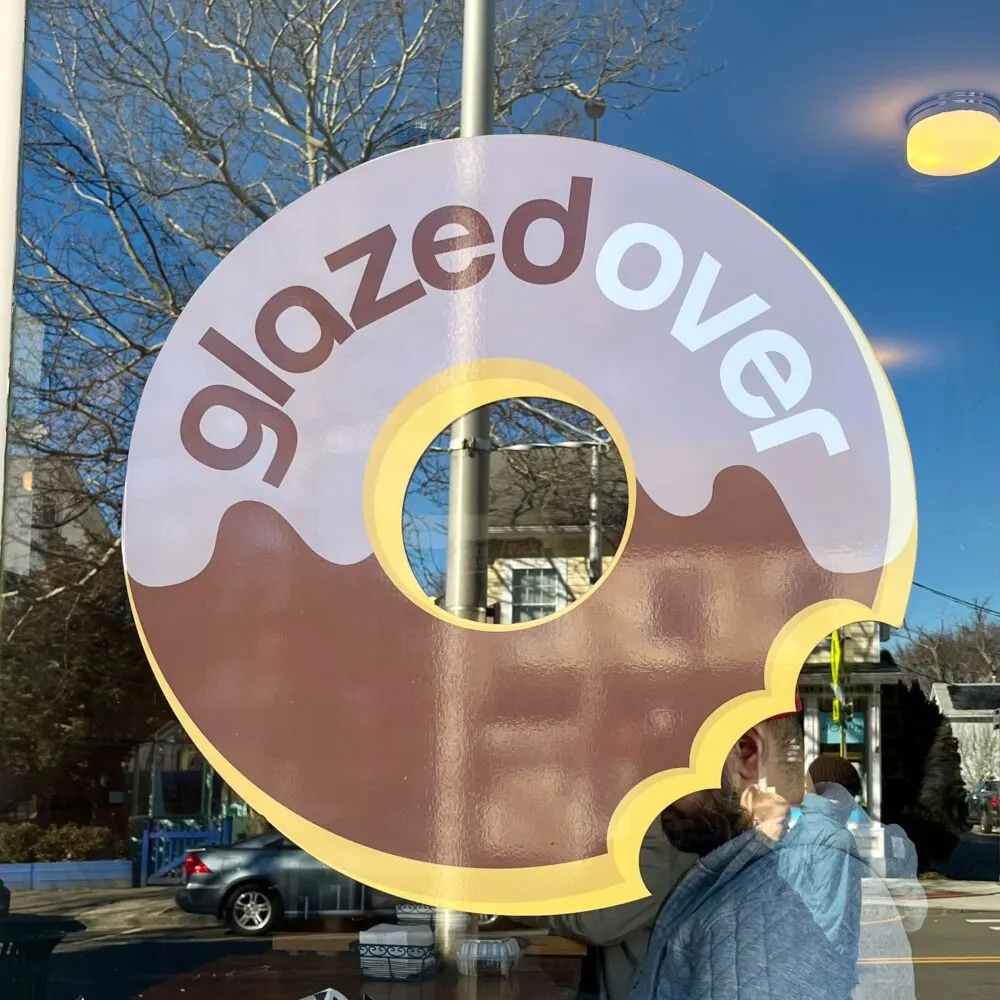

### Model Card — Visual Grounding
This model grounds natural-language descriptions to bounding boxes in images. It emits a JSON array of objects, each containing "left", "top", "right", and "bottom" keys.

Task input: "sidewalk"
[
  {"left": 9, "top": 886, "right": 208, "bottom": 934},
  {"left": 914, "top": 879, "right": 1000, "bottom": 911},
  {"left": 9, "top": 878, "right": 1000, "bottom": 940}
]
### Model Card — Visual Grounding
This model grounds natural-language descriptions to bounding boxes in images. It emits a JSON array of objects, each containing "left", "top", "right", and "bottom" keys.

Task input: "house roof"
[
  {"left": 930, "top": 682, "right": 1000, "bottom": 718},
  {"left": 487, "top": 446, "right": 628, "bottom": 538},
  {"left": 946, "top": 684, "right": 1000, "bottom": 711}
]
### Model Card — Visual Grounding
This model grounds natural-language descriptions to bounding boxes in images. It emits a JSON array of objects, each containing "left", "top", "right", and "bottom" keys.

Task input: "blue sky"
[{"left": 594, "top": 0, "right": 1000, "bottom": 632}]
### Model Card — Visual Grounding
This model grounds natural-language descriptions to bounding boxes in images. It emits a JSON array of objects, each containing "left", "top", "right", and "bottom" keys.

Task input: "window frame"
[{"left": 495, "top": 556, "right": 572, "bottom": 625}]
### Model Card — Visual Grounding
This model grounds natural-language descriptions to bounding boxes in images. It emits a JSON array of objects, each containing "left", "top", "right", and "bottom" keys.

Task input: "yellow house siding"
[{"left": 488, "top": 536, "right": 618, "bottom": 612}]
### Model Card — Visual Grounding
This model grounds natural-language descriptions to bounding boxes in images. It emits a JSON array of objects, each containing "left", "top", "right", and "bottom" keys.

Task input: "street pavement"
[
  {"left": 909, "top": 910, "right": 1000, "bottom": 999},
  {"left": 10, "top": 887, "right": 202, "bottom": 936}
]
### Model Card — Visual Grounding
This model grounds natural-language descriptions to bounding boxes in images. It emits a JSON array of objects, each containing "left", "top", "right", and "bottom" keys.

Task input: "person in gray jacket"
[{"left": 518, "top": 820, "right": 696, "bottom": 1000}]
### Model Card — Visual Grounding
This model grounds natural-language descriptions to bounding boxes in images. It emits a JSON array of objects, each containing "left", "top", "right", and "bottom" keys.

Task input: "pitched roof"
[
  {"left": 947, "top": 684, "right": 1000, "bottom": 711},
  {"left": 931, "top": 682, "right": 1000, "bottom": 717}
]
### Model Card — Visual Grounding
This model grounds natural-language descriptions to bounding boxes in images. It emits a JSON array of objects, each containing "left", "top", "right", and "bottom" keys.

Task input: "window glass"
[
  {"left": 1, "top": 1, "right": 998, "bottom": 997},
  {"left": 511, "top": 567, "right": 561, "bottom": 622}
]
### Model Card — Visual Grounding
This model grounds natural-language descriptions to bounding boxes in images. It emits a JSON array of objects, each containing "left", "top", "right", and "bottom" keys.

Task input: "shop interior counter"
[
  {"left": 272, "top": 925, "right": 585, "bottom": 957},
  {"left": 135, "top": 951, "right": 585, "bottom": 1000}
]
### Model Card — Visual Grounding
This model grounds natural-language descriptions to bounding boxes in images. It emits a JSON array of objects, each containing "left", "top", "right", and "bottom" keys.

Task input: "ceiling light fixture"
[{"left": 906, "top": 91, "right": 1000, "bottom": 176}]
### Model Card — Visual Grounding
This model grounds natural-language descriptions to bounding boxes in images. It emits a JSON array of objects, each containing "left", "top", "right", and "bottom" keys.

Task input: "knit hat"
[{"left": 808, "top": 753, "right": 862, "bottom": 798}]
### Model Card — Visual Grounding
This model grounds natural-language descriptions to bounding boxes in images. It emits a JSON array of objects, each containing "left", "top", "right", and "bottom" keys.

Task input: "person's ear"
[{"left": 730, "top": 728, "right": 764, "bottom": 783}]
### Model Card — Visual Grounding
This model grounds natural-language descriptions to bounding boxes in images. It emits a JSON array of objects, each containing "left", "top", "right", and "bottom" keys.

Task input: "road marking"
[
  {"left": 965, "top": 918, "right": 1000, "bottom": 923},
  {"left": 860, "top": 957, "right": 1000, "bottom": 965}
]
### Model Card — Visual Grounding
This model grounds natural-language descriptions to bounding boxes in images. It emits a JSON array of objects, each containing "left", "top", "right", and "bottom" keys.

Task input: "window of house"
[{"left": 510, "top": 567, "right": 562, "bottom": 622}]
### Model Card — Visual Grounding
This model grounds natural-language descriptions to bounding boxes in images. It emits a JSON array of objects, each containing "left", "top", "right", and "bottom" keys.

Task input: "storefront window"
[{"left": 1, "top": 1, "right": 998, "bottom": 997}]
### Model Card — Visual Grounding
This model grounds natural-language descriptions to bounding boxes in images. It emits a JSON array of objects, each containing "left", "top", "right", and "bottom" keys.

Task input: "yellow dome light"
[{"left": 906, "top": 92, "right": 1000, "bottom": 176}]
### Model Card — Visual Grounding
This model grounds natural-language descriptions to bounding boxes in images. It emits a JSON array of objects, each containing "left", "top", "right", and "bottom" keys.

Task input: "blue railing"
[{"left": 139, "top": 817, "right": 233, "bottom": 886}]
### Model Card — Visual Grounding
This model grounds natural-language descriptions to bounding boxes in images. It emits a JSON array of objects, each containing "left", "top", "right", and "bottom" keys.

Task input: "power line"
[{"left": 912, "top": 581, "right": 1000, "bottom": 618}]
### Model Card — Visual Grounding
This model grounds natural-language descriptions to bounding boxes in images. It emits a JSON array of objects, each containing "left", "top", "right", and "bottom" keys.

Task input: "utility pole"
[
  {"left": 583, "top": 100, "right": 605, "bottom": 584},
  {"left": 587, "top": 436, "right": 603, "bottom": 586},
  {"left": 436, "top": 0, "right": 495, "bottom": 965}
]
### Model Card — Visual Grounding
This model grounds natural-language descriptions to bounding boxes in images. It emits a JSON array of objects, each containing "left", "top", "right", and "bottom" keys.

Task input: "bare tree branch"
[{"left": 8, "top": 0, "right": 699, "bottom": 625}]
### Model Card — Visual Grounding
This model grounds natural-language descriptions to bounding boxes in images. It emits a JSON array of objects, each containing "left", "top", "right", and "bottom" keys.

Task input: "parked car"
[
  {"left": 175, "top": 832, "right": 372, "bottom": 935},
  {"left": 967, "top": 778, "right": 1000, "bottom": 835}
]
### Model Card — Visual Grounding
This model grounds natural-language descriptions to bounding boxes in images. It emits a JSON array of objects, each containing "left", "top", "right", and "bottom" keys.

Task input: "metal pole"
[
  {"left": 443, "top": 0, "right": 495, "bottom": 624},
  {"left": 443, "top": 424, "right": 491, "bottom": 620},
  {"left": 0, "top": 0, "right": 26, "bottom": 835},
  {"left": 839, "top": 631, "right": 848, "bottom": 759},
  {"left": 459, "top": 0, "right": 495, "bottom": 140},
  {"left": 587, "top": 442, "right": 603, "bottom": 585},
  {"left": 584, "top": 97, "right": 605, "bottom": 144},
  {"left": 437, "top": 0, "right": 495, "bottom": 965},
  {"left": 0, "top": 0, "right": 27, "bottom": 581}
]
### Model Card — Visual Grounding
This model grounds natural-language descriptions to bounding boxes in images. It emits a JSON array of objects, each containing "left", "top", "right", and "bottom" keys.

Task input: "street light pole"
[
  {"left": 436, "top": 0, "right": 496, "bottom": 964},
  {"left": 584, "top": 96, "right": 606, "bottom": 143},
  {"left": 443, "top": 0, "right": 495, "bottom": 625}
]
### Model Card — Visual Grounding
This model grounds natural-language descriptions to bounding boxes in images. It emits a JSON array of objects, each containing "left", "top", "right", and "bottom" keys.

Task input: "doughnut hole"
[{"left": 402, "top": 396, "right": 629, "bottom": 626}]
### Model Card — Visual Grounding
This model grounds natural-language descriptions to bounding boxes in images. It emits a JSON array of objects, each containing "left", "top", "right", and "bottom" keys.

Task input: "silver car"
[{"left": 175, "top": 832, "right": 373, "bottom": 935}]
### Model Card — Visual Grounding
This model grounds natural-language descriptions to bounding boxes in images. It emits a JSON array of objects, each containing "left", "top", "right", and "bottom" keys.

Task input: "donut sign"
[{"left": 123, "top": 135, "right": 916, "bottom": 914}]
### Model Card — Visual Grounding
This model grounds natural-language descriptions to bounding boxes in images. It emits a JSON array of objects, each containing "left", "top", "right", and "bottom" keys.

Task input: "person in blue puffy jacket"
[
  {"left": 803, "top": 753, "right": 922, "bottom": 1000},
  {"left": 630, "top": 705, "right": 861, "bottom": 1000}
]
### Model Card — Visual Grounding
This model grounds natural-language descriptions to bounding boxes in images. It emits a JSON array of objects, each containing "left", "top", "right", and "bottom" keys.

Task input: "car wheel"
[
  {"left": 983, "top": 821, "right": 994, "bottom": 835},
  {"left": 226, "top": 884, "right": 282, "bottom": 936}
]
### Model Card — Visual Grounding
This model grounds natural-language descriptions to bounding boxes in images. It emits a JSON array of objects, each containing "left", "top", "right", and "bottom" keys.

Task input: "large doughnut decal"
[{"left": 123, "top": 135, "right": 916, "bottom": 914}]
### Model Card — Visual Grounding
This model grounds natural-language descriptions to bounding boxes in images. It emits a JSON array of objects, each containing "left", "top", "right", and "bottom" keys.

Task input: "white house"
[
  {"left": 799, "top": 621, "right": 903, "bottom": 823},
  {"left": 930, "top": 682, "right": 1000, "bottom": 789}
]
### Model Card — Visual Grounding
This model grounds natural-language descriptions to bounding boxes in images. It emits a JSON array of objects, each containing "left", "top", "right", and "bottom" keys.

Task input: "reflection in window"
[
  {"left": 511, "top": 567, "right": 561, "bottom": 622},
  {"left": 0, "top": 0, "right": 997, "bottom": 994}
]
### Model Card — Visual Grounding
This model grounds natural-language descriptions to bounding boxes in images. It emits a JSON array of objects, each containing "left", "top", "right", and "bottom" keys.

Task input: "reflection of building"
[
  {"left": 929, "top": 683, "right": 1000, "bottom": 788},
  {"left": 3, "top": 453, "right": 112, "bottom": 578},
  {"left": 128, "top": 722, "right": 251, "bottom": 846},
  {"left": 799, "top": 622, "right": 902, "bottom": 821},
  {"left": 485, "top": 447, "right": 627, "bottom": 623}
]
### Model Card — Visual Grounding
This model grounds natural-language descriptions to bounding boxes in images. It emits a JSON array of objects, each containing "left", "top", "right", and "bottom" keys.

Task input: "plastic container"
[
  {"left": 395, "top": 903, "right": 434, "bottom": 924},
  {"left": 355, "top": 922, "right": 438, "bottom": 982},
  {"left": 456, "top": 937, "right": 521, "bottom": 978}
]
